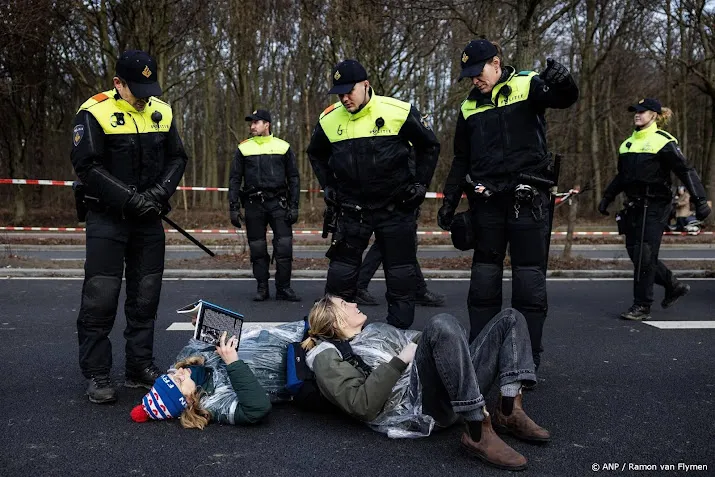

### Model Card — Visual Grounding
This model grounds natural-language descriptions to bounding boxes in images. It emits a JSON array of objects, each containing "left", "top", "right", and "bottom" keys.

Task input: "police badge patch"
[{"left": 73, "top": 125, "right": 84, "bottom": 146}]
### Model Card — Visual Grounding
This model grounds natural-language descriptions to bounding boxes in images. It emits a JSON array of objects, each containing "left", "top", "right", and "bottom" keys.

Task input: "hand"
[
  {"left": 215, "top": 331, "right": 239, "bottom": 365},
  {"left": 397, "top": 342, "right": 418, "bottom": 365},
  {"left": 125, "top": 189, "right": 162, "bottom": 218},
  {"left": 598, "top": 197, "right": 611, "bottom": 216},
  {"left": 695, "top": 199, "right": 711, "bottom": 221},
  {"left": 399, "top": 183, "right": 427, "bottom": 209},
  {"left": 437, "top": 204, "right": 455, "bottom": 230},
  {"left": 286, "top": 207, "right": 299, "bottom": 225},
  {"left": 323, "top": 186, "right": 337, "bottom": 206},
  {"left": 540, "top": 58, "right": 570, "bottom": 85},
  {"left": 230, "top": 209, "right": 243, "bottom": 228},
  {"left": 142, "top": 183, "right": 169, "bottom": 206}
]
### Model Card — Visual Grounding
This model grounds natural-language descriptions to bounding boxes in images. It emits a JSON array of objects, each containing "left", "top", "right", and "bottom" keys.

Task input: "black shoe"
[
  {"left": 254, "top": 282, "right": 269, "bottom": 301},
  {"left": 124, "top": 364, "right": 162, "bottom": 389},
  {"left": 620, "top": 304, "right": 651, "bottom": 321},
  {"left": 355, "top": 288, "right": 379, "bottom": 306},
  {"left": 416, "top": 290, "right": 446, "bottom": 307},
  {"left": 276, "top": 286, "right": 301, "bottom": 302},
  {"left": 86, "top": 375, "right": 118, "bottom": 404},
  {"left": 661, "top": 282, "right": 690, "bottom": 309}
]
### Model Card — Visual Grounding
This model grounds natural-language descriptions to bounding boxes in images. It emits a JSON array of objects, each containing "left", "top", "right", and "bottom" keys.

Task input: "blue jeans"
[{"left": 413, "top": 309, "right": 536, "bottom": 426}]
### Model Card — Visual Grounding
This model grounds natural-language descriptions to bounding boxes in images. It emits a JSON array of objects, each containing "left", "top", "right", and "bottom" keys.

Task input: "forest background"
[{"left": 3, "top": 0, "right": 715, "bottom": 228}]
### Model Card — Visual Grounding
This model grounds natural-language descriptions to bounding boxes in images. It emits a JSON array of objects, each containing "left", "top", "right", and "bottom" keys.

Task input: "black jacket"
[
  {"left": 70, "top": 89, "right": 188, "bottom": 213},
  {"left": 307, "top": 91, "right": 440, "bottom": 209},
  {"left": 442, "top": 66, "right": 578, "bottom": 207}
]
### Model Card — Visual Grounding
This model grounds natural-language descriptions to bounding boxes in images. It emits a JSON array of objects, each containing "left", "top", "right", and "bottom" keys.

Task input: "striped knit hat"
[{"left": 130, "top": 374, "right": 187, "bottom": 422}]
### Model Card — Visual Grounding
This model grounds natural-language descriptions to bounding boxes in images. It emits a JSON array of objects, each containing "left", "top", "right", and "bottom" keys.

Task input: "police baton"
[
  {"left": 161, "top": 215, "right": 216, "bottom": 257},
  {"left": 635, "top": 186, "right": 649, "bottom": 283}
]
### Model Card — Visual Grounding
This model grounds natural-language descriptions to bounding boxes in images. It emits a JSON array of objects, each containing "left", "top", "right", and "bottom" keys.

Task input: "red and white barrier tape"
[{"left": 0, "top": 226, "right": 710, "bottom": 236}]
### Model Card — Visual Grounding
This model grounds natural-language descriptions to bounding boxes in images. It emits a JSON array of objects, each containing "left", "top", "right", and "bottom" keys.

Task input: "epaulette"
[
  {"left": 517, "top": 70, "right": 533, "bottom": 76},
  {"left": 239, "top": 138, "right": 251, "bottom": 145},
  {"left": 322, "top": 104, "right": 338, "bottom": 116},
  {"left": 656, "top": 130, "right": 675, "bottom": 141},
  {"left": 151, "top": 97, "right": 169, "bottom": 106},
  {"left": 380, "top": 96, "right": 411, "bottom": 111},
  {"left": 91, "top": 93, "right": 109, "bottom": 103}
]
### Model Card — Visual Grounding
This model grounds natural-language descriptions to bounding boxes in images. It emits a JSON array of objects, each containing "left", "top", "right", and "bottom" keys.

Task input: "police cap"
[
  {"left": 459, "top": 39, "right": 498, "bottom": 80},
  {"left": 245, "top": 109, "right": 272, "bottom": 123},
  {"left": 628, "top": 98, "right": 662, "bottom": 114},
  {"left": 328, "top": 59, "right": 368, "bottom": 95},
  {"left": 115, "top": 50, "right": 163, "bottom": 98}
]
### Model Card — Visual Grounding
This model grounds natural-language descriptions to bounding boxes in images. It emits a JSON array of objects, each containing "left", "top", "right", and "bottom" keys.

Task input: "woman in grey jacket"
[{"left": 303, "top": 294, "right": 549, "bottom": 472}]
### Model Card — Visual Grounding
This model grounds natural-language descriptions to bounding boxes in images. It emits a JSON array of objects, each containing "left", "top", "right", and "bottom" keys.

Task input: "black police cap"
[
  {"left": 328, "top": 59, "right": 368, "bottom": 95},
  {"left": 245, "top": 109, "right": 272, "bottom": 123},
  {"left": 459, "top": 39, "right": 498, "bottom": 80},
  {"left": 115, "top": 50, "right": 162, "bottom": 98},
  {"left": 628, "top": 98, "right": 662, "bottom": 114}
]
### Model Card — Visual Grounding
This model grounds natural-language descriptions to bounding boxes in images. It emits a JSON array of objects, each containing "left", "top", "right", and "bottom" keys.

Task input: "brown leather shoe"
[
  {"left": 493, "top": 393, "right": 551, "bottom": 443},
  {"left": 460, "top": 412, "right": 528, "bottom": 471}
]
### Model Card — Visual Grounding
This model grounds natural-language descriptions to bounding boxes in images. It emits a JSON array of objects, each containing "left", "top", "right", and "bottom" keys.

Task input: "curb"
[{"left": 1, "top": 268, "right": 712, "bottom": 279}]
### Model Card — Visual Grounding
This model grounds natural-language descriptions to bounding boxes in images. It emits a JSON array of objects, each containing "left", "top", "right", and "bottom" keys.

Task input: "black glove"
[
  {"left": 540, "top": 58, "right": 570, "bottom": 86},
  {"left": 230, "top": 209, "right": 243, "bottom": 228},
  {"left": 437, "top": 204, "right": 455, "bottom": 231},
  {"left": 399, "top": 183, "right": 427, "bottom": 209},
  {"left": 286, "top": 207, "right": 299, "bottom": 225},
  {"left": 142, "top": 183, "right": 170, "bottom": 205},
  {"left": 598, "top": 197, "right": 611, "bottom": 216},
  {"left": 323, "top": 185, "right": 337, "bottom": 206},
  {"left": 695, "top": 199, "right": 711, "bottom": 221},
  {"left": 125, "top": 188, "right": 162, "bottom": 218}
]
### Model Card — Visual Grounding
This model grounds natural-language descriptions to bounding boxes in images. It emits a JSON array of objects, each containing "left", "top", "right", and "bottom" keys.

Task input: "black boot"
[
  {"left": 416, "top": 289, "right": 446, "bottom": 307},
  {"left": 124, "top": 364, "right": 162, "bottom": 389},
  {"left": 254, "top": 281, "right": 269, "bottom": 301},
  {"left": 276, "top": 286, "right": 301, "bottom": 302},
  {"left": 662, "top": 282, "right": 690, "bottom": 309},
  {"left": 355, "top": 288, "right": 379, "bottom": 306},
  {"left": 86, "top": 375, "right": 118, "bottom": 404},
  {"left": 620, "top": 304, "right": 651, "bottom": 321}
]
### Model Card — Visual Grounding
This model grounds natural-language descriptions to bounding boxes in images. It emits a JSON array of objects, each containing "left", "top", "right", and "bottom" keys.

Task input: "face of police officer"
[
  {"left": 338, "top": 81, "right": 370, "bottom": 113},
  {"left": 113, "top": 77, "right": 149, "bottom": 112},
  {"left": 634, "top": 110, "right": 657, "bottom": 129},
  {"left": 249, "top": 120, "right": 271, "bottom": 136},
  {"left": 471, "top": 57, "right": 502, "bottom": 94}
]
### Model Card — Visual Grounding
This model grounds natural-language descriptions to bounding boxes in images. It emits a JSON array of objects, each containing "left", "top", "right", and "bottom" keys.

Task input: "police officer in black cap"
[
  {"left": 307, "top": 59, "right": 440, "bottom": 329},
  {"left": 438, "top": 39, "right": 578, "bottom": 369},
  {"left": 599, "top": 98, "right": 711, "bottom": 320},
  {"left": 70, "top": 50, "right": 188, "bottom": 403},
  {"left": 228, "top": 109, "right": 301, "bottom": 302}
]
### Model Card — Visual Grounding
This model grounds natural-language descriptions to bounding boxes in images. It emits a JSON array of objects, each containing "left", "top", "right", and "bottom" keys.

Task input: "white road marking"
[{"left": 643, "top": 321, "right": 715, "bottom": 329}]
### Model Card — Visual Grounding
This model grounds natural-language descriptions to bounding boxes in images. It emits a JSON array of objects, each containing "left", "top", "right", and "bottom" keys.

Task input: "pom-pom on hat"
[{"left": 130, "top": 374, "right": 187, "bottom": 422}]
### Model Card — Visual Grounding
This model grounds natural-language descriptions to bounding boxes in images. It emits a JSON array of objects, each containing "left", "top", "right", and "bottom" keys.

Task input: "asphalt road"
[
  {"left": 1, "top": 278, "right": 713, "bottom": 476},
  {"left": 6, "top": 244, "right": 715, "bottom": 262}
]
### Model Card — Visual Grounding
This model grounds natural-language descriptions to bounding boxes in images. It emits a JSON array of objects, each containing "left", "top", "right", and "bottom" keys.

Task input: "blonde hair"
[
  {"left": 172, "top": 356, "right": 211, "bottom": 430},
  {"left": 657, "top": 107, "right": 673, "bottom": 127},
  {"left": 301, "top": 294, "right": 350, "bottom": 351}
]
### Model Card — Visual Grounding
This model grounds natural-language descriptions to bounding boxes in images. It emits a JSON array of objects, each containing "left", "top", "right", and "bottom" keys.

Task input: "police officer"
[
  {"left": 599, "top": 98, "right": 711, "bottom": 321},
  {"left": 228, "top": 109, "right": 301, "bottom": 302},
  {"left": 70, "top": 50, "right": 188, "bottom": 403},
  {"left": 307, "top": 59, "right": 440, "bottom": 329},
  {"left": 438, "top": 39, "right": 579, "bottom": 369}
]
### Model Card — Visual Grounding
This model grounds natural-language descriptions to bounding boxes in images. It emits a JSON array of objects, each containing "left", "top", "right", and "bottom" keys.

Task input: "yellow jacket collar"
[
  {"left": 252, "top": 134, "right": 273, "bottom": 144},
  {"left": 348, "top": 88, "right": 376, "bottom": 120},
  {"left": 111, "top": 89, "right": 148, "bottom": 114},
  {"left": 632, "top": 121, "right": 658, "bottom": 140}
]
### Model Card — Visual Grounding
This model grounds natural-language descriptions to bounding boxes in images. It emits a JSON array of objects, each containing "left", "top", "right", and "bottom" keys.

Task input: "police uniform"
[
  {"left": 439, "top": 40, "right": 579, "bottom": 368},
  {"left": 228, "top": 109, "right": 301, "bottom": 301},
  {"left": 600, "top": 98, "right": 711, "bottom": 320},
  {"left": 307, "top": 59, "right": 440, "bottom": 329},
  {"left": 70, "top": 50, "right": 188, "bottom": 401}
]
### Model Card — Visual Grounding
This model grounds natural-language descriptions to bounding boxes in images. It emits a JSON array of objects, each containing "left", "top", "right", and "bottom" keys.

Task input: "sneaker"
[
  {"left": 254, "top": 282, "right": 269, "bottom": 301},
  {"left": 416, "top": 290, "right": 445, "bottom": 307},
  {"left": 620, "top": 304, "right": 651, "bottom": 321},
  {"left": 124, "top": 364, "right": 162, "bottom": 389},
  {"left": 355, "top": 288, "right": 379, "bottom": 306},
  {"left": 276, "top": 286, "right": 301, "bottom": 302},
  {"left": 661, "top": 282, "right": 690, "bottom": 309},
  {"left": 86, "top": 375, "right": 118, "bottom": 404}
]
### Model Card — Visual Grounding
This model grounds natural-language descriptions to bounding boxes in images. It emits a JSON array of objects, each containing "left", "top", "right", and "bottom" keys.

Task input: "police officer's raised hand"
[
  {"left": 230, "top": 209, "right": 243, "bottom": 228},
  {"left": 125, "top": 189, "right": 162, "bottom": 218},
  {"left": 399, "top": 183, "right": 427, "bottom": 209},
  {"left": 541, "top": 58, "right": 570, "bottom": 86},
  {"left": 437, "top": 204, "right": 455, "bottom": 230},
  {"left": 598, "top": 197, "right": 611, "bottom": 216},
  {"left": 286, "top": 207, "right": 299, "bottom": 225},
  {"left": 695, "top": 199, "right": 711, "bottom": 221}
]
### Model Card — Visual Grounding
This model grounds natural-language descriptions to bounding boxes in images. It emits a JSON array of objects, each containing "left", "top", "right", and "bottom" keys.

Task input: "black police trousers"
[
  {"left": 244, "top": 196, "right": 293, "bottom": 289},
  {"left": 327, "top": 207, "right": 417, "bottom": 328},
  {"left": 77, "top": 211, "right": 165, "bottom": 378},
  {"left": 467, "top": 191, "right": 550, "bottom": 368},
  {"left": 356, "top": 233, "right": 427, "bottom": 296},
  {"left": 621, "top": 199, "right": 676, "bottom": 306}
]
